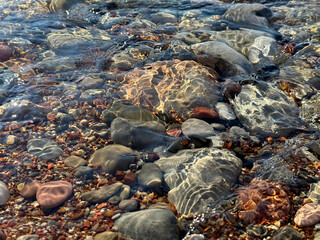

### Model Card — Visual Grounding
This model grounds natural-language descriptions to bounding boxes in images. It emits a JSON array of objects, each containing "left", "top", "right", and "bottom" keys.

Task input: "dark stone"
[
  {"left": 138, "top": 163, "right": 163, "bottom": 189},
  {"left": 272, "top": 226, "right": 302, "bottom": 240},
  {"left": 74, "top": 166, "right": 93, "bottom": 179}
]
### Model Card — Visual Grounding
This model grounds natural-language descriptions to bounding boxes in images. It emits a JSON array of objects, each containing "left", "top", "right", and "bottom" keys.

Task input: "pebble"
[
  {"left": 27, "top": 138, "right": 63, "bottom": 161},
  {"left": 16, "top": 235, "right": 39, "bottom": 240},
  {"left": 64, "top": 155, "right": 87, "bottom": 168},
  {"left": 119, "top": 185, "right": 131, "bottom": 200},
  {"left": 108, "top": 196, "right": 122, "bottom": 205},
  {"left": 182, "top": 118, "right": 216, "bottom": 139},
  {"left": 294, "top": 203, "right": 320, "bottom": 227},
  {"left": 80, "top": 182, "right": 123, "bottom": 203},
  {"left": 0, "top": 45, "right": 12, "bottom": 62},
  {"left": 36, "top": 181, "right": 73, "bottom": 208},
  {"left": 193, "top": 107, "right": 218, "bottom": 119},
  {"left": 0, "top": 181, "right": 9, "bottom": 205},
  {"left": 20, "top": 181, "right": 41, "bottom": 199},
  {"left": 118, "top": 199, "right": 139, "bottom": 211},
  {"left": 5, "top": 135, "right": 19, "bottom": 145},
  {"left": 94, "top": 231, "right": 122, "bottom": 240},
  {"left": 0, "top": 228, "right": 6, "bottom": 240},
  {"left": 272, "top": 226, "right": 302, "bottom": 240},
  {"left": 215, "top": 102, "right": 236, "bottom": 121},
  {"left": 138, "top": 163, "right": 163, "bottom": 189},
  {"left": 74, "top": 166, "right": 93, "bottom": 179}
]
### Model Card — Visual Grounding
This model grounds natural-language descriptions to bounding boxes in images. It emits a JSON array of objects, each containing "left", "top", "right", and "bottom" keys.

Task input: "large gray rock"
[
  {"left": 0, "top": 181, "right": 9, "bottom": 205},
  {"left": 80, "top": 182, "right": 123, "bottom": 203},
  {"left": 191, "top": 41, "right": 251, "bottom": 76},
  {"left": 231, "top": 81, "right": 304, "bottom": 137},
  {"left": 27, "top": 138, "right": 63, "bottom": 161},
  {"left": 88, "top": 144, "right": 136, "bottom": 174},
  {"left": 115, "top": 209, "right": 179, "bottom": 240},
  {"left": 156, "top": 148, "right": 242, "bottom": 215},
  {"left": 110, "top": 117, "right": 167, "bottom": 149}
]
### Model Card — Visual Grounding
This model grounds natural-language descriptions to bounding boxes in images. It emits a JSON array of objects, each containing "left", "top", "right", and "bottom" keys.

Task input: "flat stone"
[
  {"left": 300, "top": 92, "right": 320, "bottom": 130},
  {"left": 193, "top": 107, "right": 218, "bottom": 119},
  {"left": 231, "top": 81, "right": 304, "bottom": 137},
  {"left": 138, "top": 163, "right": 163, "bottom": 189},
  {"left": 248, "top": 36, "right": 279, "bottom": 64},
  {"left": 16, "top": 235, "right": 39, "bottom": 240},
  {"left": 94, "top": 231, "right": 122, "bottom": 240},
  {"left": 307, "top": 182, "right": 320, "bottom": 204},
  {"left": 115, "top": 209, "right": 179, "bottom": 240},
  {"left": 64, "top": 156, "right": 87, "bottom": 168},
  {"left": 88, "top": 144, "right": 136, "bottom": 174},
  {"left": 0, "top": 45, "right": 12, "bottom": 62},
  {"left": 215, "top": 102, "right": 236, "bottom": 121},
  {"left": 110, "top": 117, "right": 167, "bottom": 149},
  {"left": 0, "top": 181, "right": 9, "bottom": 205},
  {"left": 182, "top": 118, "right": 216, "bottom": 139},
  {"left": 27, "top": 138, "right": 63, "bottom": 161},
  {"left": 272, "top": 226, "right": 302, "bottom": 240},
  {"left": 5, "top": 135, "right": 19, "bottom": 145},
  {"left": 36, "top": 181, "right": 73, "bottom": 208},
  {"left": 20, "top": 181, "right": 41, "bottom": 199},
  {"left": 49, "top": 0, "right": 84, "bottom": 11},
  {"left": 80, "top": 182, "right": 123, "bottom": 203},
  {"left": 156, "top": 148, "right": 242, "bottom": 215},
  {"left": 118, "top": 199, "right": 139, "bottom": 211},
  {"left": 294, "top": 203, "right": 320, "bottom": 227},
  {"left": 74, "top": 166, "right": 93, "bottom": 179}
]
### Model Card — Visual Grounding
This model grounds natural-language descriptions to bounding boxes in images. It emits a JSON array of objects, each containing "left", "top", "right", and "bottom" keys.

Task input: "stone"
[
  {"left": 272, "top": 226, "right": 302, "bottom": 240},
  {"left": 118, "top": 199, "right": 139, "bottom": 211},
  {"left": 294, "top": 203, "right": 320, "bottom": 227},
  {"left": 94, "top": 231, "right": 122, "bottom": 240},
  {"left": 78, "top": 74, "right": 105, "bottom": 89},
  {"left": 246, "top": 224, "right": 268, "bottom": 238},
  {"left": 49, "top": 0, "right": 84, "bottom": 12},
  {"left": 193, "top": 107, "right": 218, "bottom": 119},
  {"left": 110, "top": 117, "right": 168, "bottom": 149},
  {"left": 74, "top": 166, "right": 93, "bottom": 179},
  {"left": 123, "top": 172, "right": 137, "bottom": 186},
  {"left": 0, "top": 181, "right": 9, "bottom": 205},
  {"left": 182, "top": 118, "right": 216, "bottom": 139},
  {"left": 138, "top": 163, "right": 163, "bottom": 189},
  {"left": 36, "top": 181, "right": 73, "bottom": 208},
  {"left": 88, "top": 144, "right": 136, "bottom": 174},
  {"left": 222, "top": 3, "right": 280, "bottom": 38},
  {"left": 119, "top": 185, "right": 131, "bottom": 200},
  {"left": 4, "top": 135, "right": 19, "bottom": 145},
  {"left": 80, "top": 182, "right": 123, "bottom": 203},
  {"left": 215, "top": 102, "right": 236, "bottom": 121},
  {"left": 64, "top": 156, "right": 86, "bottom": 168},
  {"left": 156, "top": 148, "right": 242, "bottom": 215},
  {"left": 108, "top": 196, "right": 122, "bottom": 205},
  {"left": 115, "top": 209, "right": 179, "bottom": 240},
  {"left": 20, "top": 181, "right": 41, "bottom": 199},
  {"left": 0, "top": 45, "right": 12, "bottom": 62},
  {"left": 191, "top": 41, "right": 251, "bottom": 76},
  {"left": 27, "top": 138, "right": 63, "bottom": 161},
  {"left": 184, "top": 234, "right": 205, "bottom": 240},
  {"left": 300, "top": 92, "right": 320, "bottom": 130},
  {"left": 16, "top": 235, "right": 39, "bottom": 240},
  {"left": 248, "top": 36, "right": 279, "bottom": 64},
  {"left": 102, "top": 101, "right": 164, "bottom": 126},
  {"left": 121, "top": 60, "right": 220, "bottom": 119},
  {"left": 231, "top": 81, "right": 304, "bottom": 137},
  {"left": 308, "top": 182, "right": 320, "bottom": 204},
  {"left": 0, "top": 228, "right": 5, "bottom": 240}
]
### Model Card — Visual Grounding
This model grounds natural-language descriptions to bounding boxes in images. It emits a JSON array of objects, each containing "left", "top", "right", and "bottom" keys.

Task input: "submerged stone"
[{"left": 27, "top": 138, "right": 63, "bottom": 161}]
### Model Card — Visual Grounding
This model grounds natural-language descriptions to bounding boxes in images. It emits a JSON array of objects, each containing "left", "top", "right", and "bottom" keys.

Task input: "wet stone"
[
  {"left": 300, "top": 92, "right": 320, "bottom": 130},
  {"left": 108, "top": 196, "right": 122, "bottom": 205},
  {"left": 184, "top": 234, "right": 205, "bottom": 240},
  {"left": 4, "top": 135, "right": 19, "bottom": 145},
  {"left": 80, "top": 182, "right": 123, "bottom": 203},
  {"left": 20, "top": 181, "right": 41, "bottom": 199},
  {"left": 0, "top": 228, "right": 5, "bottom": 240},
  {"left": 74, "top": 166, "right": 93, "bottom": 179},
  {"left": 308, "top": 182, "right": 320, "bottom": 204},
  {"left": 0, "top": 45, "right": 12, "bottom": 62},
  {"left": 94, "top": 231, "right": 122, "bottom": 240},
  {"left": 138, "top": 163, "right": 163, "bottom": 189},
  {"left": 64, "top": 155, "right": 87, "bottom": 168},
  {"left": 294, "top": 203, "right": 320, "bottom": 227},
  {"left": 36, "top": 181, "right": 73, "bottom": 208},
  {"left": 272, "top": 226, "right": 302, "bottom": 240},
  {"left": 119, "top": 185, "right": 131, "bottom": 200},
  {"left": 156, "top": 148, "right": 242, "bottom": 215},
  {"left": 27, "top": 138, "right": 63, "bottom": 161},
  {"left": 0, "top": 181, "right": 9, "bottom": 205},
  {"left": 88, "top": 144, "right": 136, "bottom": 174},
  {"left": 215, "top": 102, "right": 236, "bottom": 121},
  {"left": 118, "top": 199, "right": 139, "bottom": 211},
  {"left": 78, "top": 75, "right": 105, "bottom": 89},
  {"left": 115, "top": 209, "right": 179, "bottom": 240},
  {"left": 248, "top": 36, "right": 279, "bottom": 64},
  {"left": 110, "top": 117, "right": 167, "bottom": 149},
  {"left": 182, "top": 118, "right": 216, "bottom": 139},
  {"left": 231, "top": 81, "right": 304, "bottom": 137},
  {"left": 49, "top": 0, "right": 84, "bottom": 12},
  {"left": 246, "top": 224, "right": 268, "bottom": 238},
  {"left": 16, "top": 235, "right": 39, "bottom": 240}
]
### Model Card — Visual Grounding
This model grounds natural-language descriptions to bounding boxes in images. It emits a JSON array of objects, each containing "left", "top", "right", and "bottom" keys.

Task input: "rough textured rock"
[
  {"left": 88, "top": 144, "right": 136, "bottom": 173},
  {"left": 49, "top": 0, "right": 84, "bottom": 12},
  {"left": 272, "top": 226, "right": 303, "bottom": 240},
  {"left": 231, "top": 81, "right": 304, "bottom": 137},
  {"left": 20, "top": 181, "right": 41, "bottom": 199},
  {"left": 308, "top": 182, "right": 320, "bottom": 204},
  {"left": 64, "top": 156, "right": 86, "bottom": 168},
  {"left": 156, "top": 148, "right": 242, "bottom": 215},
  {"left": 138, "top": 163, "right": 163, "bottom": 188},
  {"left": 215, "top": 102, "right": 236, "bottom": 121},
  {"left": 181, "top": 118, "right": 216, "bottom": 139},
  {"left": 115, "top": 209, "right": 179, "bottom": 240},
  {"left": 110, "top": 117, "right": 167, "bottom": 149},
  {"left": 294, "top": 203, "right": 320, "bottom": 227},
  {"left": 121, "top": 60, "right": 220, "bottom": 118},
  {"left": 36, "top": 181, "right": 73, "bottom": 208},
  {"left": 80, "top": 182, "right": 123, "bottom": 203},
  {"left": 102, "top": 101, "right": 164, "bottom": 126},
  {"left": 300, "top": 92, "right": 320, "bottom": 130},
  {"left": 191, "top": 41, "right": 251, "bottom": 76},
  {"left": 27, "top": 138, "right": 63, "bottom": 161},
  {"left": 0, "top": 181, "right": 9, "bottom": 205}
]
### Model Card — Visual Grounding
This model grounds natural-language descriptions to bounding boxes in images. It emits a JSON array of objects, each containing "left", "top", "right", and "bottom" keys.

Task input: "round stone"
[
  {"left": 119, "top": 199, "right": 139, "bottom": 211},
  {"left": 294, "top": 203, "right": 320, "bottom": 227},
  {"left": 36, "top": 181, "right": 73, "bottom": 208},
  {"left": 64, "top": 155, "right": 87, "bottom": 168},
  {"left": 0, "top": 181, "right": 9, "bottom": 205},
  {"left": 20, "top": 181, "right": 41, "bottom": 199},
  {"left": 0, "top": 45, "right": 12, "bottom": 62}
]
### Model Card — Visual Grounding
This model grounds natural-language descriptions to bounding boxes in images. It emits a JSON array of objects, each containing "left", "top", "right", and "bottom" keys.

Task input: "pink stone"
[
  {"left": 0, "top": 45, "right": 12, "bottom": 62},
  {"left": 36, "top": 181, "right": 73, "bottom": 208},
  {"left": 294, "top": 203, "right": 320, "bottom": 227},
  {"left": 20, "top": 181, "right": 41, "bottom": 199}
]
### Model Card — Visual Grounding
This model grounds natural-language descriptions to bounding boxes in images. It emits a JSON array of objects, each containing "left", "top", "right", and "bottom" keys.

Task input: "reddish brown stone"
[
  {"left": 20, "top": 181, "right": 41, "bottom": 199},
  {"left": 294, "top": 203, "right": 320, "bottom": 227},
  {"left": 0, "top": 45, "right": 12, "bottom": 62},
  {"left": 193, "top": 107, "right": 219, "bottom": 119},
  {"left": 123, "top": 172, "right": 137, "bottom": 186},
  {"left": 36, "top": 181, "right": 73, "bottom": 208}
]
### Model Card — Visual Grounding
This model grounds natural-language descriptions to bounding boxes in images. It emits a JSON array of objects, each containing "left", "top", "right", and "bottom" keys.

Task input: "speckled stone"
[{"left": 294, "top": 203, "right": 320, "bottom": 227}]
